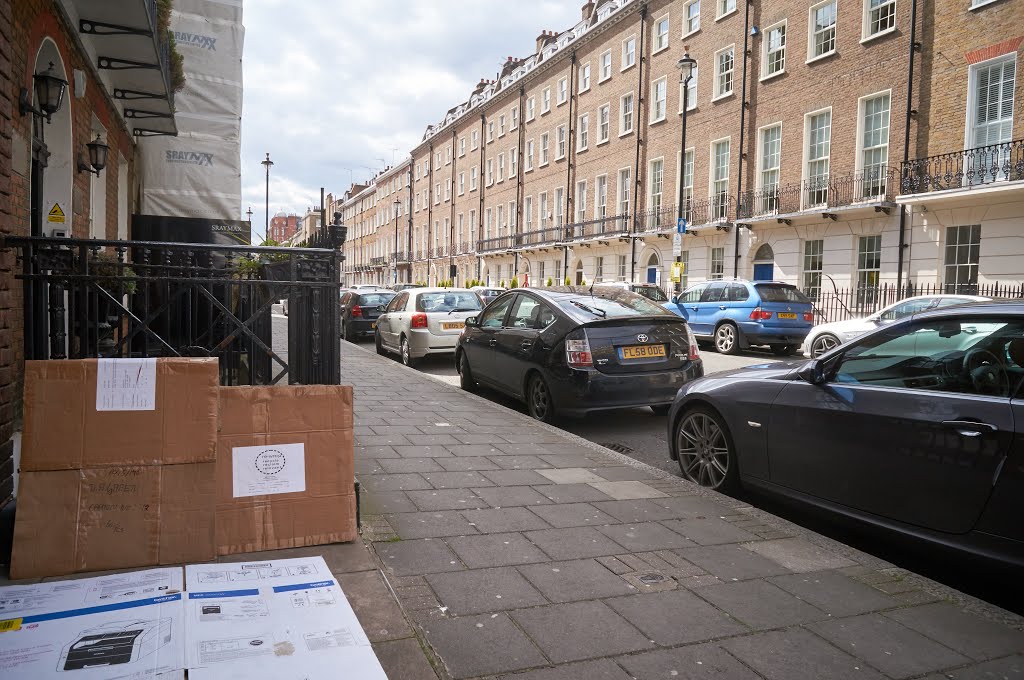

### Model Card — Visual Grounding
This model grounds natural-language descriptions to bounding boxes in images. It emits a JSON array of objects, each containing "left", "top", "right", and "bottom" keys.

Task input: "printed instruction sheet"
[
  {"left": 96, "top": 358, "right": 157, "bottom": 411},
  {"left": 231, "top": 443, "right": 306, "bottom": 498},
  {"left": 0, "top": 568, "right": 184, "bottom": 680},
  {"left": 185, "top": 556, "right": 386, "bottom": 679}
]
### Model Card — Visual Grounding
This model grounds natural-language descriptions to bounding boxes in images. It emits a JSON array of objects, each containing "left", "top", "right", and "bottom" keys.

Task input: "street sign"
[
  {"left": 676, "top": 217, "right": 687, "bottom": 234},
  {"left": 671, "top": 262, "right": 684, "bottom": 283},
  {"left": 672, "top": 233, "right": 682, "bottom": 256}
]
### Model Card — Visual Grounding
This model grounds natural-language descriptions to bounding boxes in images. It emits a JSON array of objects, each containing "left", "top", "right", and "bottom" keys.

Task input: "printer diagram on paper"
[{"left": 58, "top": 619, "right": 171, "bottom": 672}]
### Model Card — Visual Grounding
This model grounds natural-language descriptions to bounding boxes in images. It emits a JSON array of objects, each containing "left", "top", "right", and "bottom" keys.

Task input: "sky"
[{"left": 240, "top": 0, "right": 584, "bottom": 242}]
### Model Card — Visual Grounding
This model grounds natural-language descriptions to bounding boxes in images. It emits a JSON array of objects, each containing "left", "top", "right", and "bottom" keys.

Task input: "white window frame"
[
  {"left": 459, "top": 137, "right": 466, "bottom": 157},
  {"left": 618, "top": 167, "right": 631, "bottom": 220},
  {"left": 648, "top": 157, "right": 665, "bottom": 220},
  {"left": 542, "top": 87, "right": 551, "bottom": 113},
  {"left": 486, "top": 158, "right": 494, "bottom": 186},
  {"left": 944, "top": 225, "right": 981, "bottom": 291},
  {"left": 713, "top": 45, "right": 735, "bottom": 100},
  {"left": 524, "top": 195, "right": 534, "bottom": 231},
  {"left": 966, "top": 55, "right": 1017, "bottom": 150},
  {"left": 557, "top": 125, "right": 567, "bottom": 159},
  {"left": 595, "top": 174, "right": 608, "bottom": 219},
  {"left": 802, "top": 107, "right": 833, "bottom": 208},
  {"left": 598, "top": 104, "right": 611, "bottom": 143},
  {"left": 540, "top": 192, "right": 549, "bottom": 228},
  {"left": 497, "top": 153, "right": 505, "bottom": 182},
  {"left": 578, "top": 113, "right": 590, "bottom": 151},
  {"left": 653, "top": 14, "right": 670, "bottom": 53},
  {"left": 808, "top": 0, "right": 838, "bottom": 62},
  {"left": 576, "top": 180, "right": 588, "bottom": 223},
  {"left": 651, "top": 76, "right": 668, "bottom": 122},
  {"left": 499, "top": 114, "right": 506, "bottom": 137},
  {"left": 684, "top": 0, "right": 701, "bottom": 36},
  {"left": 557, "top": 77, "right": 568, "bottom": 104},
  {"left": 761, "top": 21, "right": 787, "bottom": 80},
  {"left": 458, "top": 172, "right": 466, "bottom": 196},
  {"left": 434, "top": 183, "right": 441, "bottom": 205},
  {"left": 599, "top": 50, "right": 613, "bottom": 82},
  {"left": 862, "top": 0, "right": 896, "bottom": 42},
  {"left": 855, "top": 90, "right": 891, "bottom": 199},
  {"left": 470, "top": 166, "right": 478, "bottom": 191},
  {"left": 579, "top": 62, "right": 591, "bottom": 93},
  {"left": 756, "top": 123, "right": 782, "bottom": 213},
  {"left": 487, "top": 121, "right": 495, "bottom": 142},
  {"left": 540, "top": 132, "right": 550, "bottom": 165},
  {"left": 717, "top": 0, "right": 737, "bottom": 19},
  {"left": 622, "top": 35, "right": 637, "bottom": 70},
  {"left": 510, "top": 147, "right": 518, "bottom": 178},
  {"left": 710, "top": 247, "right": 725, "bottom": 279},
  {"left": 710, "top": 138, "right": 731, "bottom": 219},
  {"left": 472, "top": 129, "right": 479, "bottom": 150},
  {"left": 620, "top": 93, "right": 635, "bottom": 135},
  {"left": 527, "top": 96, "right": 536, "bottom": 121},
  {"left": 526, "top": 139, "right": 535, "bottom": 171},
  {"left": 679, "top": 65, "right": 698, "bottom": 112},
  {"left": 511, "top": 107, "right": 519, "bottom": 130}
]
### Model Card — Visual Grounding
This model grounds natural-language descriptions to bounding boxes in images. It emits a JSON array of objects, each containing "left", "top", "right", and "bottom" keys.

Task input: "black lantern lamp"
[
  {"left": 78, "top": 134, "right": 109, "bottom": 176},
  {"left": 19, "top": 62, "right": 68, "bottom": 122}
]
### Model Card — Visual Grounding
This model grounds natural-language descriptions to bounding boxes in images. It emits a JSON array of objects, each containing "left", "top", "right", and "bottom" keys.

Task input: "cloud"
[{"left": 241, "top": 0, "right": 582, "bottom": 240}]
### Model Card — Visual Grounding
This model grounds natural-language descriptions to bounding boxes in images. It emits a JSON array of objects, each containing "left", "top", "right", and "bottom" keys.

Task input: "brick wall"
[{"left": 0, "top": 0, "right": 14, "bottom": 504}]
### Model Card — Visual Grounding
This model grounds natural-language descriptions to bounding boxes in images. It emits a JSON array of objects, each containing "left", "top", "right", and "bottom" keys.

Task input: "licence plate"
[
  {"left": 777, "top": 312, "right": 797, "bottom": 319},
  {"left": 619, "top": 344, "right": 667, "bottom": 360},
  {"left": 442, "top": 322, "right": 465, "bottom": 330}
]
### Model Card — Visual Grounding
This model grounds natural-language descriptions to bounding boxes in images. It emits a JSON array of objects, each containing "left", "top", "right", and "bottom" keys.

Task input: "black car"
[
  {"left": 340, "top": 290, "right": 396, "bottom": 341},
  {"left": 667, "top": 301, "right": 1024, "bottom": 567},
  {"left": 456, "top": 287, "right": 704, "bottom": 422}
]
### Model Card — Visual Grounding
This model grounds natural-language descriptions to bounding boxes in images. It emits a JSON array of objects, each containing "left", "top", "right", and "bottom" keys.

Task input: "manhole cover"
[
  {"left": 638, "top": 572, "right": 668, "bottom": 585},
  {"left": 602, "top": 442, "right": 634, "bottom": 454}
]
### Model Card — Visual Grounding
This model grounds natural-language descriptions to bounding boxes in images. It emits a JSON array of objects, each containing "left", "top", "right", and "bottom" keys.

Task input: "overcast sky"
[{"left": 240, "top": 0, "right": 583, "bottom": 242}]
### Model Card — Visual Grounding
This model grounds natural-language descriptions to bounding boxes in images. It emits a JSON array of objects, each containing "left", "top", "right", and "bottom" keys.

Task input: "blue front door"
[
  {"left": 646, "top": 267, "right": 657, "bottom": 284},
  {"left": 753, "top": 263, "right": 774, "bottom": 281}
]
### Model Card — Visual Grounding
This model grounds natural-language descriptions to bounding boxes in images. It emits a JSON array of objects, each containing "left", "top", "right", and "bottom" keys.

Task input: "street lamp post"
[
  {"left": 246, "top": 206, "right": 253, "bottom": 243},
  {"left": 261, "top": 153, "right": 274, "bottom": 241},
  {"left": 393, "top": 199, "right": 401, "bottom": 286},
  {"left": 675, "top": 51, "right": 697, "bottom": 296}
]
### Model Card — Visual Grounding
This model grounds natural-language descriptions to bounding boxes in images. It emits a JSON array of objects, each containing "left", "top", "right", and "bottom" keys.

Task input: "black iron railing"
[
  {"left": 738, "top": 168, "right": 897, "bottom": 219},
  {"left": 634, "top": 204, "right": 677, "bottom": 233},
  {"left": 477, "top": 235, "right": 514, "bottom": 253},
  {"left": 6, "top": 236, "right": 342, "bottom": 385},
  {"left": 369, "top": 256, "right": 386, "bottom": 267},
  {"left": 563, "top": 213, "right": 630, "bottom": 241},
  {"left": 901, "top": 140, "right": 1024, "bottom": 194},
  {"left": 515, "top": 226, "right": 564, "bottom": 248}
]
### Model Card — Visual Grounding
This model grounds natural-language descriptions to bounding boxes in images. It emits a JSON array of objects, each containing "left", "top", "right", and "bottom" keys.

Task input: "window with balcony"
[
  {"left": 540, "top": 133, "right": 550, "bottom": 165},
  {"left": 527, "top": 96, "right": 536, "bottom": 121},
  {"left": 620, "top": 93, "right": 634, "bottom": 134},
  {"left": 805, "top": 109, "right": 831, "bottom": 206},
  {"left": 759, "top": 124, "right": 782, "bottom": 213},
  {"left": 711, "top": 247, "right": 725, "bottom": 279},
  {"left": 651, "top": 77, "right": 668, "bottom": 122},
  {"left": 863, "top": 0, "right": 895, "bottom": 39},
  {"left": 600, "top": 50, "right": 612, "bottom": 82},
  {"left": 860, "top": 92, "right": 890, "bottom": 198},
  {"left": 711, "top": 139, "right": 730, "bottom": 219},
  {"left": 576, "top": 180, "right": 587, "bottom": 223},
  {"left": 578, "top": 114, "right": 589, "bottom": 151},
  {"left": 598, "top": 105, "right": 610, "bottom": 143},
  {"left": 525, "top": 196, "right": 533, "bottom": 232},
  {"left": 856, "top": 235, "right": 881, "bottom": 304},
  {"left": 555, "top": 188, "right": 564, "bottom": 225},
  {"left": 685, "top": 0, "right": 701, "bottom": 34},
  {"left": 485, "top": 208, "right": 492, "bottom": 240},
  {"left": 622, "top": 36, "right": 637, "bottom": 69},
  {"left": 681, "top": 149, "right": 694, "bottom": 220},
  {"left": 557, "top": 125, "right": 567, "bottom": 159},
  {"left": 715, "top": 46, "right": 734, "bottom": 98},
  {"left": 653, "top": 16, "right": 670, "bottom": 52},
  {"left": 970, "top": 57, "right": 1016, "bottom": 149},
  {"left": 542, "top": 87, "right": 551, "bottom": 113},
  {"left": 809, "top": 0, "right": 837, "bottom": 60},
  {"left": 944, "top": 225, "right": 981, "bottom": 293},
  {"left": 619, "top": 167, "right": 631, "bottom": 223},
  {"left": 649, "top": 158, "right": 664, "bottom": 227},
  {"left": 579, "top": 63, "right": 591, "bottom": 92},
  {"left": 540, "top": 192, "right": 549, "bottom": 228},
  {"left": 802, "top": 239, "right": 823, "bottom": 299},
  {"left": 558, "top": 77, "right": 568, "bottom": 104},
  {"left": 763, "top": 22, "right": 786, "bottom": 78},
  {"left": 595, "top": 175, "right": 608, "bottom": 219},
  {"left": 526, "top": 140, "right": 535, "bottom": 171}
]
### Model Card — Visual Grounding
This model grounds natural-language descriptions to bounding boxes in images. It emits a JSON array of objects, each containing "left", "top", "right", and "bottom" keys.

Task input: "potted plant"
[
  {"left": 546, "top": 277, "right": 553, "bottom": 287},
  {"left": 510, "top": 276, "right": 519, "bottom": 288}
]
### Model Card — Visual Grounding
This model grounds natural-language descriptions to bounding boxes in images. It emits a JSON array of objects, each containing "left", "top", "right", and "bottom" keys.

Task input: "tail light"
[
  {"left": 411, "top": 312, "right": 428, "bottom": 329},
  {"left": 685, "top": 325, "right": 701, "bottom": 362},
  {"left": 749, "top": 308, "right": 772, "bottom": 321},
  {"left": 351, "top": 305, "right": 363, "bottom": 318},
  {"left": 565, "top": 335, "right": 593, "bottom": 368},
  {"left": 803, "top": 311, "right": 814, "bottom": 322}
]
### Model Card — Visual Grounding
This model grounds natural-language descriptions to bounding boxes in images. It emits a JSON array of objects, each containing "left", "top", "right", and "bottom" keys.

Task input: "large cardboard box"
[
  {"left": 11, "top": 463, "right": 216, "bottom": 579},
  {"left": 216, "top": 385, "right": 356, "bottom": 555},
  {"left": 21, "top": 358, "right": 220, "bottom": 470}
]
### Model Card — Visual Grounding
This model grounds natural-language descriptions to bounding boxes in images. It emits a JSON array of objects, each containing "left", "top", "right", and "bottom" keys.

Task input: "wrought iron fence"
[
  {"left": 901, "top": 140, "right": 1024, "bottom": 194},
  {"left": 738, "top": 168, "right": 897, "bottom": 220},
  {"left": 634, "top": 204, "right": 677, "bottom": 233},
  {"left": 515, "top": 225, "right": 564, "bottom": 248},
  {"left": 808, "top": 281, "right": 1024, "bottom": 325},
  {"left": 5, "top": 236, "right": 343, "bottom": 385},
  {"left": 477, "top": 235, "right": 514, "bottom": 253},
  {"left": 563, "top": 213, "right": 630, "bottom": 241}
]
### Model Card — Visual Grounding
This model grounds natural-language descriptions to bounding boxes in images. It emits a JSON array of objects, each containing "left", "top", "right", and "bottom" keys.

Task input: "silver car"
[{"left": 375, "top": 288, "right": 484, "bottom": 367}]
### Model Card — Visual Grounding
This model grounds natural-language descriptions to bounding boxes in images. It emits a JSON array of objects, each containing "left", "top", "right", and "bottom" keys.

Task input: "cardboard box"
[
  {"left": 10, "top": 463, "right": 216, "bottom": 579},
  {"left": 21, "top": 358, "right": 219, "bottom": 471},
  {"left": 215, "top": 386, "right": 356, "bottom": 555}
]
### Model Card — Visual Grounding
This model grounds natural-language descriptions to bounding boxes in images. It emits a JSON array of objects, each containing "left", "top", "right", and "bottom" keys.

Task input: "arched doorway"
[
  {"left": 752, "top": 243, "right": 775, "bottom": 281},
  {"left": 645, "top": 253, "right": 661, "bottom": 285},
  {"left": 574, "top": 260, "right": 584, "bottom": 285},
  {"left": 518, "top": 257, "right": 531, "bottom": 287},
  {"left": 31, "top": 39, "right": 73, "bottom": 238}
]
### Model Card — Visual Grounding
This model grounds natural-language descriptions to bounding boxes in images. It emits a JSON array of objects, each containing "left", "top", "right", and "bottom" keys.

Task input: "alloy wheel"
[
  {"left": 811, "top": 334, "right": 839, "bottom": 358},
  {"left": 714, "top": 324, "right": 737, "bottom": 354},
  {"left": 401, "top": 338, "right": 411, "bottom": 366},
  {"left": 528, "top": 375, "right": 552, "bottom": 422},
  {"left": 676, "top": 411, "right": 731, "bottom": 489}
]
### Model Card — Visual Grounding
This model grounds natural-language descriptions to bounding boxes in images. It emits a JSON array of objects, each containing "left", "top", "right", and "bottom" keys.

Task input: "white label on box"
[
  {"left": 96, "top": 358, "right": 157, "bottom": 411},
  {"left": 231, "top": 444, "right": 306, "bottom": 498}
]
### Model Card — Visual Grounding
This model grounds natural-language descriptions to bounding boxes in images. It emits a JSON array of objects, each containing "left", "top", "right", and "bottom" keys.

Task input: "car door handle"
[
  {"left": 521, "top": 340, "right": 533, "bottom": 349},
  {"left": 719, "top": 306, "right": 727, "bottom": 310},
  {"left": 488, "top": 339, "right": 497, "bottom": 347},
  {"left": 941, "top": 420, "right": 998, "bottom": 436}
]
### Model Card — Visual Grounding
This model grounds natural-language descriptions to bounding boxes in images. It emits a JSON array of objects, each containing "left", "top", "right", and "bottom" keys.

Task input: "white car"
[
  {"left": 801, "top": 294, "right": 990, "bottom": 357},
  {"left": 375, "top": 288, "right": 485, "bottom": 367}
]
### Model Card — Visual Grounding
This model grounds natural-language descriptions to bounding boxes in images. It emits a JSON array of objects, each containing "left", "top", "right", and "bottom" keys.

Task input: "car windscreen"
[
  {"left": 559, "top": 292, "right": 675, "bottom": 319},
  {"left": 634, "top": 286, "right": 669, "bottom": 302},
  {"left": 416, "top": 292, "right": 483, "bottom": 312},
  {"left": 755, "top": 284, "right": 811, "bottom": 304},
  {"left": 358, "top": 293, "right": 395, "bottom": 306}
]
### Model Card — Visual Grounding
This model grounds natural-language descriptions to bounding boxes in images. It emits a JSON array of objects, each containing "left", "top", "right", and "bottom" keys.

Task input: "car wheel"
[
  {"left": 342, "top": 320, "right": 355, "bottom": 342},
  {"left": 526, "top": 373, "right": 556, "bottom": 423},
  {"left": 458, "top": 351, "right": 476, "bottom": 392},
  {"left": 810, "top": 333, "right": 840, "bottom": 358},
  {"left": 714, "top": 323, "right": 739, "bottom": 355},
  {"left": 400, "top": 336, "right": 419, "bottom": 368},
  {"left": 650, "top": 404, "right": 671, "bottom": 416},
  {"left": 771, "top": 344, "right": 797, "bottom": 356},
  {"left": 375, "top": 331, "right": 385, "bottom": 356},
  {"left": 675, "top": 407, "right": 739, "bottom": 492}
]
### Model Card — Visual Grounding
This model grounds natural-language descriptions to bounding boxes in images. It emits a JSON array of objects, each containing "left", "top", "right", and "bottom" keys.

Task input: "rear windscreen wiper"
[{"left": 571, "top": 300, "right": 607, "bottom": 317}]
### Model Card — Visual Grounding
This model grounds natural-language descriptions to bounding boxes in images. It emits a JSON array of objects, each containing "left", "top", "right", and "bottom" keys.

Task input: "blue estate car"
[{"left": 664, "top": 280, "right": 813, "bottom": 355}]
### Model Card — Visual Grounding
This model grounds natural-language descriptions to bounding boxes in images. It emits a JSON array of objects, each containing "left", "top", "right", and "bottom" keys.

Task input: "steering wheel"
[{"left": 962, "top": 348, "right": 1009, "bottom": 396}]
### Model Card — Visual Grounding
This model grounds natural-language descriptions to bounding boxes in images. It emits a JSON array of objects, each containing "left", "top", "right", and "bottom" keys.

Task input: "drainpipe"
[
  {"left": 426, "top": 143, "right": 434, "bottom": 285},
  {"left": 631, "top": 4, "right": 648, "bottom": 284},
  {"left": 564, "top": 51, "right": 578, "bottom": 282},
  {"left": 478, "top": 113, "right": 487, "bottom": 282},
  {"left": 733, "top": 0, "right": 752, "bottom": 278},
  {"left": 449, "top": 129, "right": 457, "bottom": 285},
  {"left": 515, "top": 85, "right": 527, "bottom": 280},
  {"left": 406, "top": 167, "right": 413, "bottom": 284},
  {"left": 897, "top": 0, "right": 919, "bottom": 293}
]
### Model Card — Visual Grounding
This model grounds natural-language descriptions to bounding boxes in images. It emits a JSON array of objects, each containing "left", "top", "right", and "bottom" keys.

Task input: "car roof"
[
  {"left": 912, "top": 300, "right": 1024, "bottom": 319},
  {"left": 410, "top": 287, "right": 475, "bottom": 294}
]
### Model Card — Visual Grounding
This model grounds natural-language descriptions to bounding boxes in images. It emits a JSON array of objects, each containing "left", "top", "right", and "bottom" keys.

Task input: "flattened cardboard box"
[
  {"left": 21, "top": 358, "right": 219, "bottom": 471},
  {"left": 216, "top": 385, "right": 356, "bottom": 555},
  {"left": 11, "top": 463, "right": 216, "bottom": 579}
]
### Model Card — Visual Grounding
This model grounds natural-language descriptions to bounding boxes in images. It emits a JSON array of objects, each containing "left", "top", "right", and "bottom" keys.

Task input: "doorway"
[
  {"left": 645, "top": 253, "right": 660, "bottom": 284},
  {"left": 575, "top": 260, "right": 584, "bottom": 285},
  {"left": 752, "top": 243, "right": 775, "bottom": 281}
]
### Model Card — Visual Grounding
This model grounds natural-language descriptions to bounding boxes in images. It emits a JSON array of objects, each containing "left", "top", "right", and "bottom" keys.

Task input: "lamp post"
[
  {"left": 675, "top": 50, "right": 697, "bottom": 295},
  {"left": 393, "top": 199, "right": 401, "bottom": 286},
  {"left": 246, "top": 206, "right": 253, "bottom": 243},
  {"left": 261, "top": 153, "right": 274, "bottom": 241}
]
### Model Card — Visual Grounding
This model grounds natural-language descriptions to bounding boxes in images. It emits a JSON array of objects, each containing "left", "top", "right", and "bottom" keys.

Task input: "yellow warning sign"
[
  {"left": 47, "top": 203, "right": 65, "bottom": 223},
  {"left": 670, "top": 262, "right": 685, "bottom": 283},
  {"left": 0, "top": 617, "right": 21, "bottom": 632}
]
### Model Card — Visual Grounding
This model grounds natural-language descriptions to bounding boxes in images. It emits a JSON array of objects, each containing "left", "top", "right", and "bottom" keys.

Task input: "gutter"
[
  {"left": 734, "top": 0, "right": 751, "bottom": 278},
  {"left": 630, "top": 4, "right": 648, "bottom": 284},
  {"left": 897, "top": 0, "right": 920, "bottom": 292}
]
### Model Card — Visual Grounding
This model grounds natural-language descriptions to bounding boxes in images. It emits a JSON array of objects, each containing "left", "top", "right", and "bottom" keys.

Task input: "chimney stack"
[
  {"left": 581, "top": 1, "right": 595, "bottom": 21},
  {"left": 536, "top": 30, "right": 555, "bottom": 54}
]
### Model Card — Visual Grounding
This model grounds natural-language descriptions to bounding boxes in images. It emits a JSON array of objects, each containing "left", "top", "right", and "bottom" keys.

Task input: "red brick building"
[{"left": 269, "top": 211, "right": 300, "bottom": 243}]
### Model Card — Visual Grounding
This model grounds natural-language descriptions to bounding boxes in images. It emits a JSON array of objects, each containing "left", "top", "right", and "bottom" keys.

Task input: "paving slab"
[
  {"left": 361, "top": 472, "right": 433, "bottom": 492},
  {"left": 662, "top": 517, "right": 760, "bottom": 545},
  {"left": 405, "top": 488, "right": 489, "bottom": 511},
  {"left": 528, "top": 502, "right": 618, "bottom": 528},
  {"left": 694, "top": 579, "right": 828, "bottom": 629},
  {"left": 605, "top": 588, "right": 748, "bottom": 645},
  {"left": 944, "top": 655, "right": 1024, "bottom": 678},
  {"left": 481, "top": 469, "right": 556, "bottom": 486},
  {"left": 525, "top": 526, "right": 633, "bottom": 560},
  {"left": 426, "top": 567, "right": 548, "bottom": 615},
  {"left": 472, "top": 486, "right": 553, "bottom": 508},
  {"left": 377, "top": 457, "right": 447, "bottom": 474},
  {"left": 362, "top": 490, "right": 419, "bottom": 514},
  {"left": 517, "top": 559, "right": 636, "bottom": 602},
  {"left": 587, "top": 480, "right": 668, "bottom": 500},
  {"left": 447, "top": 533, "right": 552, "bottom": 568},
  {"left": 742, "top": 537, "right": 857, "bottom": 572},
  {"left": 534, "top": 483, "right": 615, "bottom": 504},
  {"left": 436, "top": 456, "right": 501, "bottom": 471},
  {"left": 588, "top": 466, "right": 660, "bottom": 481},
  {"left": 377, "top": 538, "right": 465, "bottom": 576},
  {"left": 462, "top": 506, "right": 552, "bottom": 533},
  {"left": 768, "top": 570, "right": 899, "bottom": 617},
  {"left": 511, "top": 600, "right": 654, "bottom": 663},
  {"left": 651, "top": 494, "right": 737, "bottom": 518},
  {"left": 677, "top": 544, "right": 793, "bottom": 581},
  {"left": 371, "top": 638, "right": 440, "bottom": 680},
  {"left": 421, "top": 470, "right": 496, "bottom": 488},
  {"left": 723, "top": 627, "right": 888, "bottom": 680},
  {"left": 387, "top": 511, "right": 480, "bottom": 539},
  {"left": 338, "top": 570, "right": 413, "bottom": 642},
  {"left": 617, "top": 643, "right": 763, "bottom": 679},
  {"left": 488, "top": 454, "right": 554, "bottom": 469},
  {"left": 536, "top": 467, "right": 607, "bottom": 484},
  {"left": 885, "top": 602, "right": 1024, "bottom": 661},
  {"left": 497, "top": 659, "right": 633, "bottom": 680},
  {"left": 592, "top": 499, "right": 683, "bottom": 523},
  {"left": 809, "top": 612, "right": 972, "bottom": 678},
  {"left": 597, "top": 522, "right": 696, "bottom": 552},
  {"left": 421, "top": 613, "right": 547, "bottom": 679}
]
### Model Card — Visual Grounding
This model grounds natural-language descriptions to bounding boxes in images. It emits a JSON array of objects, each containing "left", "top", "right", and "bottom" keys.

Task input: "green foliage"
[
  {"left": 499, "top": 279, "right": 506, "bottom": 288},
  {"left": 92, "top": 253, "right": 138, "bottom": 296},
  {"left": 510, "top": 276, "right": 519, "bottom": 288},
  {"left": 157, "top": 0, "right": 186, "bottom": 93},
  {"left": 546, "top": 277, "right": 554, "bottom": 287},
  {"left": 564, "top": 276, "right": 572, "bottom": 285}
]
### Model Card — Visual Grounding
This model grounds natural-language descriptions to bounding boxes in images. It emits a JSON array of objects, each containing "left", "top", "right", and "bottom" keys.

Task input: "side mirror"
[
  {"left": 465, "top": 316, "right": 478, "bottom": 327},
  {"left": 671, "top": 295, "right": 680, "bottom": 304},
  {"left": 797, "top": 360, "right": 826, "bottom": 386}
]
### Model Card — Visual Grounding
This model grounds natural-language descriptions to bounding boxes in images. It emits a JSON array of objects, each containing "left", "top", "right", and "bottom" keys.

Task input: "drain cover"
[
  {"left": 638, "top": 572, "right": 668, "bottom": 585},
  {"left": 602, "top": 442, "right": 634, "bottom": 454}
]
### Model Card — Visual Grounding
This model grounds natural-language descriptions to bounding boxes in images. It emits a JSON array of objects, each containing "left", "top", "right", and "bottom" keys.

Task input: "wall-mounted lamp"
[
  {"left": 19, "top": 62, "right": 68, "bottom": 123},
  {"left": 750, "top": 25, "right": 760, "bottom": 36},
  {"left": 78, "top": 134, "right": 109, "bottom": 176}
]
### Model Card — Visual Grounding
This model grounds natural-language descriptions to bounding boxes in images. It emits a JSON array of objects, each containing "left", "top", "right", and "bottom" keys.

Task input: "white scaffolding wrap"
[{"left": 141, "top": 134, "right": 242, "bottom": 219}]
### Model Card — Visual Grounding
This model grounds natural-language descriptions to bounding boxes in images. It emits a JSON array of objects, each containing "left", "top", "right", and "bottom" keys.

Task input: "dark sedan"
[
  {"left": 667, "top": 301, "right": 1024, "bottom": 568},
  {"left": 456, "top": 287, "right": 704, "bottom": 422},
  {"left": 340, "top": 290, "right": 396, "bottom": 341}
]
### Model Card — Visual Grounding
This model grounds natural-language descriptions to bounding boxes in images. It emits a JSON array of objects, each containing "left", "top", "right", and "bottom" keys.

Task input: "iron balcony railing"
[
  {"left": 514, "top": 225, "right": 564, "bottom": 248},
  {"left": 430, "top": 246, "right": 449, "bottom": 258},
  {"left": 369, "top": 256, "right": 386, "bottom": 267},
  {"left": 634, "top": 204, "right": 678, "bottom": 233},
  {"left": 563, "top": 213, "right": 630, "bottom": 241},
  {"left": 456, "top": 242, "right": 474, "bottom": 255},
  {"left": 901, "top": 139, "right": 1024, "bottom": 195},
  {"left": 477, "top": 235, "right": 515, "bottom": 253},
  {"left": 737, "top": 167, "right": 897, "bottom": 219}
]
